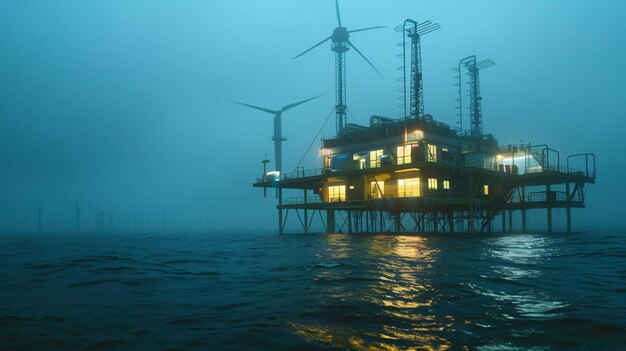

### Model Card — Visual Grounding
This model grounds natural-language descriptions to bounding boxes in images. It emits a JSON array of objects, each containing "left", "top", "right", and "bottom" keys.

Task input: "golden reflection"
[
  {"left": 290, "top": 322, "right": 452, "bottom": 351},
  {"left": 324, "top": 233, "right": 353, "bottom": 260},
  {"left": 292, "top": 234, "right": 455, "bottom": 351}
]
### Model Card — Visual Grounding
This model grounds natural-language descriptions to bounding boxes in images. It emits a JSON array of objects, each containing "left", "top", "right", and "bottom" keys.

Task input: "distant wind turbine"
[
  {"left": 36, "top": 200, "right": 43, "bottom": 234},
  {"left": 231, "top": 95, "right": 322, "bottom": 174},
  {"left": 66, "top": 193, "right": 83, "bottom": 232}
]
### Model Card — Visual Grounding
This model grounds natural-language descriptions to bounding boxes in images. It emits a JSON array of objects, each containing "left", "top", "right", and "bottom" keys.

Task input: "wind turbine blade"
[
  {"left": 348, "top": 26, "right": 387, "bottom": 34},
  {"left": 293, "top": 35, "right": 332, "bottom": 59},
  {"left": 230, "top": 100, "right": 278, "bottom": 115},
  {"left": 281, "top": 94, "right": 324, "bottom": 112},
  {"left": 335, "top": 0, "right": 342, "bottom": 27},
  {"left": 347, "top": 40, "right": 381, "bottom": 75}
]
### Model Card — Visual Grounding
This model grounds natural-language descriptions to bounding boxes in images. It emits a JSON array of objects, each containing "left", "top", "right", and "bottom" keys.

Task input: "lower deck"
[{"left": 258, "top": 171, "right": 592, "bottom": 235}]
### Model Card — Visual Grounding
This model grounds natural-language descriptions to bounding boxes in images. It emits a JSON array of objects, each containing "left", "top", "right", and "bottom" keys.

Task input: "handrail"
[
  {"left": 527, "top": 190, "right": 568, "bottom": 202},
  {"left": 530, "top": 144, "right": 560, "bottom": 171},
  {"left": 255, "top": 151, "right": 595, "bottom": 184},
  {"left": 282, "top": 167, "right": 326, "bottom": 180},
  {"left": 282, "top": 196, "right": 322, "bottom": 205},
  {"left": 567, "top": 153, "right": 596, "bottom": 178}
]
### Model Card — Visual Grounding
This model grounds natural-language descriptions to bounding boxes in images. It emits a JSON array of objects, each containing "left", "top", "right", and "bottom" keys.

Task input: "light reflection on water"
[
  {"left": 292, "top": 234, "right": 453, "bottom": 351},
  {"left": 471, "top": 235, "right": 568, "bottom": 324},
  {"left": 2, "top": 231, "right": 624, "bottom": 350}
]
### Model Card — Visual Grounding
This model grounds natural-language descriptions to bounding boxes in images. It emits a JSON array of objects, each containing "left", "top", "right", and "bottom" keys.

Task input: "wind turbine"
[
  {"left": 294, "top": 0, "right": 385, "bottom": 135},
  {"left": 231, "top": 94, "right": 321, "bottom": 174},
  {"left": 36, "top": 200, "right": 43, "bottom": 234},
  {"left": 92, "top": 203, "right": 104, "bottom": 232},
  {"left": 66, "top": 193, "right": 83, "bottom": 232}
]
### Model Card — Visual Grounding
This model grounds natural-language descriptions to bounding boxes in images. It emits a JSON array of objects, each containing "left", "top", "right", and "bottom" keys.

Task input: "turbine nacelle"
[
  {"left": 332, "top": 27, "right": 349, "bottom": 43},
  {"left": 293, "top": 1, "right": 385, "bottom": 135}
]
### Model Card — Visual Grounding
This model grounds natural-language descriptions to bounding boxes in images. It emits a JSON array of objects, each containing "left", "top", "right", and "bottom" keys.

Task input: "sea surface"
[{"left": 0, "top": 230, "right": 624, "bottom": 350}]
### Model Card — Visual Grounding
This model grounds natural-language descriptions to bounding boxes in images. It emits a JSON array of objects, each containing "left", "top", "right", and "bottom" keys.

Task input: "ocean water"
[{"left": 0, "top": 231, "right": 624, "bottom": 351}]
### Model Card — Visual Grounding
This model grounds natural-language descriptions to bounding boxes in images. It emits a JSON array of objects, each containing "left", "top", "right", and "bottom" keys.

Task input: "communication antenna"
[
  {"left": 261, "top": 156, "right": 270, "bottom": 197},
  {"left": 456, "top": 55, "right": 495, "bottom": 137},
  {"left": 395, "top": 19, "right": 439, "bottom": 119}
]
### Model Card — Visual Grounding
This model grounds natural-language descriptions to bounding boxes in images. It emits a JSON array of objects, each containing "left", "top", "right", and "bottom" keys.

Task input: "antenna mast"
[
  {"left": 397, "top": 19, "right": 439, "bottom": 119},
  {"left": 458, "top": 56, "right": 495, "bottom": 137}
]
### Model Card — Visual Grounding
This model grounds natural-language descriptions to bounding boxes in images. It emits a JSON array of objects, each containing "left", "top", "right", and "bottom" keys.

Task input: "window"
[
  {"left": 369, "top": 149, "right": 384, "bottom": 168},
  {"left": 328, "top": 185, "right": 346, "bottom": 202},
  {"left": 370, "top": 181, "right": 384, "bottom": 199},
  {"left": 427, "top": 144, "right": 437, "bottom": 162},
  {"left": 483, "top": 184, "right": 489, "bottom": 195},
  {"left": 428, "top": 178, "right": 438, "bottom": 190},
  {"left": 397, "top": 145, "right": 412, "bottom": 165},
  {"left": 353, "top": 153, "right": 367, "bottom": 169},
  {"left": 398, "top": 178, "right": 421, "bottom": 197},
  {"left": 441, "top": 147, "right": 451, "bottom": 162},
  {"left": 443, "top": 180, "right": 450, "bottom": 189}
]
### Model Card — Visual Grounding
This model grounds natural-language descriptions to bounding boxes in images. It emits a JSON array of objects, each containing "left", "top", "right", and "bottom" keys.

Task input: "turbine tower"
[
  {"left": 232, "top": 95, "right": 321, "bottom": 174},
  {"left": 36, "top": 200, "right": 43, "bottom": 234},
  {"left": 67, "top": 193, "right": 83, "bottom": 232},
  {"left": 294, "top": 0, "right": 384, "bottom": 136}
]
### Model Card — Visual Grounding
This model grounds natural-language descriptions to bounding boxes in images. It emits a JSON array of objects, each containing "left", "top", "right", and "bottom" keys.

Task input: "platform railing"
[
  {"left": 282, "top": 167, "right": 326, "bottom": 180},
  {"left": 281, "top": 196, "right": 323, "bottom": 205},
  {"left": 527, "top": 191, "right": 571, "bottom": 203},
  {"left": 567, "top": 153, "right": 596, "bottom": 179},
  {"left": 255, "top": 152, "right": 595, "bottom": 184}
]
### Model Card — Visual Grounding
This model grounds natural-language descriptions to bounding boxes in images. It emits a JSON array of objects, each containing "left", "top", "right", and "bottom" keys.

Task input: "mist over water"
[
  {"left": 2, "top": 1, "right": 626, "bottom": 350},
  {"left": 1, "top": 230, "right": 624, "bottom": 350},
  {"left": 1, "top": 1, "right": 625, "bottom": 231}
]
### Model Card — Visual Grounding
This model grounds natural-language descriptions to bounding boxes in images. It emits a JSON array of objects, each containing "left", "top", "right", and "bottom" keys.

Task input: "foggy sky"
[{"left": 1, "top": 0, "right": 625, "bottom": 233}]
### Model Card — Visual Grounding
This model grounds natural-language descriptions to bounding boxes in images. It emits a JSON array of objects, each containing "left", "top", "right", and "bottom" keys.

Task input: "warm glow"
[
  {"left": 483, "top": 184, "right": 489, "bottom": 195},
  {"left": 408, "top": 129, "right": 424, "bottom": 141},
  {"left": 398, "top": 178, "right": 421, "bottom": 197},
  {"left": 328, "top": 185, "right": 346, "bottom": 202},
  {"left": 369, "top": 149, "right": 384, "bottom": 168},
  {"left": 397, "top": 145, "right": 412, "bottom": 165},
  {"left": 395, "top": 168, "right": 420, "bottom": 173},
  {"left": 427, "top": 144, "right": 437, "bottom": 162},
  {"left": 443, "top": 180, "right": 450, "bottom": 190},
  {"left": 428, "top": 178, "right": 438, "bottom": 190},
  {"left": 370, "top": 181, "right": 384, "bottom": 199}
]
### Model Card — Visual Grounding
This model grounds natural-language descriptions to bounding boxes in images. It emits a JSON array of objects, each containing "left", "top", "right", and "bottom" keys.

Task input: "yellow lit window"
[
  {"left": 428, "top": 178, "right": 438, "bottom": 190},
  {"left": 483, "top": 184, "right": 489, "bottom": 195},
  {"left": 397, "top": 145, "right": 412, "bottom": 165},
  {"left": 427, "top": 144, "right": 437, "bottom": 162},
  {"left": 398, "top": 178, "right": 421, "bottom": 197},
  {"left": 370, "top": 181, "right": 384, "bottom": 199},
  {"left": 328, "top": 185, "right": 346, "bottom": 202},
  {"left": 443, "top": 180, "right": 450, "bottom": 189},
  {"left": 369, "top": 149, "right": 384, "bottom": 168}
]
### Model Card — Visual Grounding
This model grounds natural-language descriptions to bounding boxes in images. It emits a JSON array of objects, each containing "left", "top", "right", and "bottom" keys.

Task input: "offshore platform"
[{"left": 249, "top": 2, "right": 596, "bottom": 235}]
